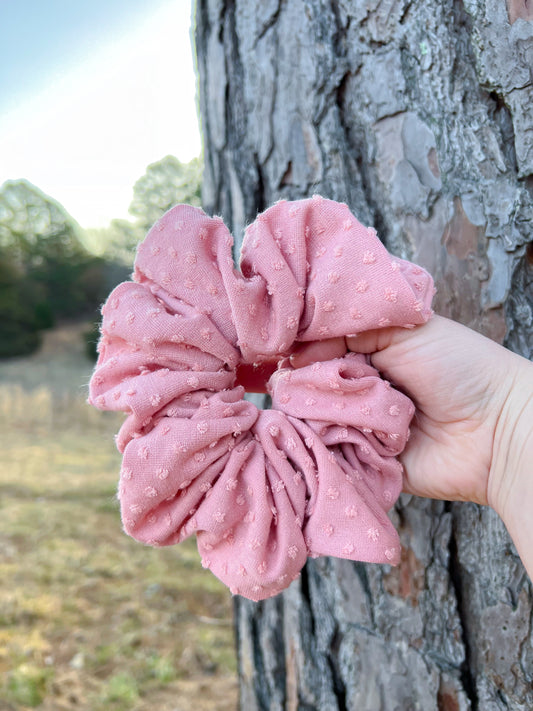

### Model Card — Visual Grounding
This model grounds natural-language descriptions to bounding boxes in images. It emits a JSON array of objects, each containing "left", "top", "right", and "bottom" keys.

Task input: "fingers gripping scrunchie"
[{"left": 89, "top": 196, "right": 434, "bottom": 601}]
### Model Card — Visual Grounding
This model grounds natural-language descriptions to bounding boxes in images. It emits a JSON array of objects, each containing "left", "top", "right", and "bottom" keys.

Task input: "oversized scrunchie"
[{"left": 89, "top": 196, "right": 434, "bottom": 601}]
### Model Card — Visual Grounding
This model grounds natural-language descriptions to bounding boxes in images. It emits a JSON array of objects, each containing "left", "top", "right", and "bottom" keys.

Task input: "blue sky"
[
  {"left": 0, "top": 1, "right": 160, "bottom": 111},
  {"left": 0, "top": 0, "right": 201, "bottom": 228}
]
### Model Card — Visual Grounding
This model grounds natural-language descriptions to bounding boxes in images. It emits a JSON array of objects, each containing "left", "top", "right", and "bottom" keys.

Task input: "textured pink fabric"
[{"left": 89, "top": 196, "right": 434, "bottom": 601}]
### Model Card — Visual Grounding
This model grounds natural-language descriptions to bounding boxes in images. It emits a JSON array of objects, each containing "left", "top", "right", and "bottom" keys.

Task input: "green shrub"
[
  {"left": 0, "top": 254, "right": 42, "bottom": 357},
  {"left": 6, "top": 664, "right": 51, "bottom": 707},
  {"left": 84, "top": 320, "right": 101, "bottom": 362}
]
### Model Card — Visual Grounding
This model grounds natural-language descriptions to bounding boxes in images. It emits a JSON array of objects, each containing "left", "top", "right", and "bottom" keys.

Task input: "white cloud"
[{"left": 0, "top": 0, "right": 201, "bottom": 229}]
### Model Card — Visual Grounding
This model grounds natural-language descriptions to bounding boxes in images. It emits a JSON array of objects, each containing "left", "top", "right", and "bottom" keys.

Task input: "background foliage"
[
  {"left": 85, "top": 155, "right": 202, "bottom": 265},
  {"left": 0, "top": 154, "right": 201, "bottom": 359}
]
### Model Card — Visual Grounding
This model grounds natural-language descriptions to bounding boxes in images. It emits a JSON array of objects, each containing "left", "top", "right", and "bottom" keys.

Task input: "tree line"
[{"left": 0, "top": 156, "right": 201, "bottom": 358}]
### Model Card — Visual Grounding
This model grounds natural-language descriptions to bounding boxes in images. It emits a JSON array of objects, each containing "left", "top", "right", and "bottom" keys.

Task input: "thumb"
[
  {"left": 346, "top": 325, "right": 422, "bottom": 384},
  {"left": 345, "top": 326, "right": 413, "bottom": 355}
]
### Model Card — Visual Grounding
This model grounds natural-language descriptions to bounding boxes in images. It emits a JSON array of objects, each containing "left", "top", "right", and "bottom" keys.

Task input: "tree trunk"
[{"left": 195, "top": 1, "right": 533, "bottom": 708}]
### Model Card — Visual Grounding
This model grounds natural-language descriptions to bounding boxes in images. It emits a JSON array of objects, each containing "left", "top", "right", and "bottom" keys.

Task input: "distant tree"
[
  {"left": 87, "top": 155, "right": 203, "bottom": 265},
  {"left": 81, "top": 156, "right": 203, "bottom": 361},
  {"left": 85, "top": 218, "right": 144, "bottom": 266},
  {"left": 0, "top": 252, "right": 42, "bottom": 357},
  {"left": 0, "top": 179, "right": 113, "bottom": 357},
  {"left": 129, "top": 155, "right": 202, "bottom": 233},
  {"left": 0, "top": 180, "right": 85, "bottom": 266}
]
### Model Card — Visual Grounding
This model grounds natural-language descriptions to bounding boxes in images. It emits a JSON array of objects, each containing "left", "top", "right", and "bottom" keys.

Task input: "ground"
[{"left": 0, "top": 323, "right": 238, "bottom": 710}]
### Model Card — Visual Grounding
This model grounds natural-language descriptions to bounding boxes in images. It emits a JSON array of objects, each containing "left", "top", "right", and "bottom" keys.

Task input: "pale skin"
[{"left": 241, "top": 315, "right": 533, "bottom": 579}]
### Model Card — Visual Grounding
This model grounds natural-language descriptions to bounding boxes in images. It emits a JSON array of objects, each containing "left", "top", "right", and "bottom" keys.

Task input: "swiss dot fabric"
[{"left": 89, "top": 196, "right": 434, "bottom": 601}]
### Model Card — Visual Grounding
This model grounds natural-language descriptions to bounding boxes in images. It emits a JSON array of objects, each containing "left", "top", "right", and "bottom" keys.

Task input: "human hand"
[
  {"left": 290, "top": 315, "right": 528, "bottom": 506},
  {"left": 290, "top": 315, "right": 533, "bottom": 577}
]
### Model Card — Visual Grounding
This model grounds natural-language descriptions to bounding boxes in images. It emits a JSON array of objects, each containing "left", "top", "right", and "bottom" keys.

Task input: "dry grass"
[{"left": 0, "top": 324, "right": 238, "bottom": 710}]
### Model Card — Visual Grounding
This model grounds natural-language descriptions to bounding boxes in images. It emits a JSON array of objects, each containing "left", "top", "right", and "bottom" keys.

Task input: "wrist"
[{"left": 488, "top": 351, "right": 533, "bottom": 572}]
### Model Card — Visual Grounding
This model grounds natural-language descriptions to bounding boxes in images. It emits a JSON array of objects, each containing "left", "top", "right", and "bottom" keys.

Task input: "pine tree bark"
[{"left": 195, "top": 1, "right": 533, "bottom": 708}]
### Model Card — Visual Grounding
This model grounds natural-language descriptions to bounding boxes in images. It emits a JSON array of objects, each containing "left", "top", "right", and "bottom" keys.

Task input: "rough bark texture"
[{"left": 195, "top": 1, "right": 533, "bottom": 708}]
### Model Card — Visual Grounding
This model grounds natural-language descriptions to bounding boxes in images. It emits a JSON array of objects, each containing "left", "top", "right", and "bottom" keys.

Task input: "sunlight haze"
[{"left": 0, "top": 0, "right": 201, "bottom": 229}]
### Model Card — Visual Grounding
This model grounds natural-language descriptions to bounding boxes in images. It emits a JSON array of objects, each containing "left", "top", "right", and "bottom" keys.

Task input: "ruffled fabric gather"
[{"left": 89, "top": 196, "right": 434, "bottom": 601}]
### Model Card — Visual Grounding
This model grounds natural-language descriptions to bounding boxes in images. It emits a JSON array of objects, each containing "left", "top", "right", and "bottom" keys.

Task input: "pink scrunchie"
[{"left": 89, "top": 196, "right": 433, "bottom": 601}]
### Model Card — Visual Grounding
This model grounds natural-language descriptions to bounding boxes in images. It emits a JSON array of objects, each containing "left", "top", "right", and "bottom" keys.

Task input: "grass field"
[{"left": 0, "top": 324, "right": 238, "bottom": 710}]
